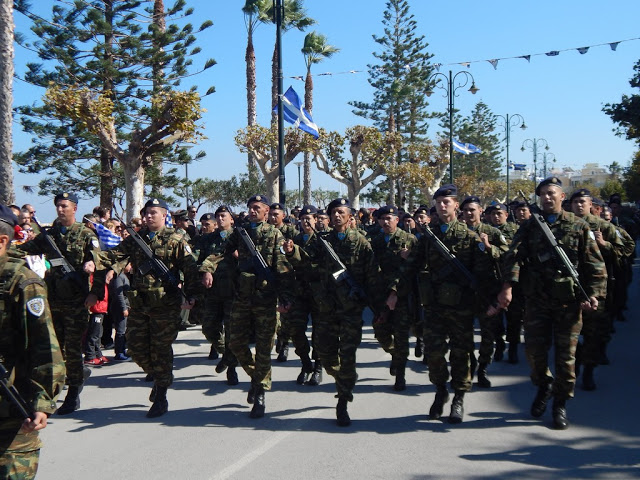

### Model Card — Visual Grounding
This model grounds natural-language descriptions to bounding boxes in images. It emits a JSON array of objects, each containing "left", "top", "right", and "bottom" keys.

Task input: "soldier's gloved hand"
[
  {"left": 181, "top": 298, "right": 196, "bottom": 310},
  {"left": 83, "top": 260, "right": 95, "bottom": 274},
  {"left": 202, "top": 272, "right": 213, "bottom": 288}
]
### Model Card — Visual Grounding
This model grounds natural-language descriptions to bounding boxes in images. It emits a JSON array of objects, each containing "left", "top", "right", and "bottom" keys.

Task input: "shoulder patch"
[
  {"left": 500, "top": 235, "right": 507, "bottom": 244},
  {"left": 184, "top": 244, "right": 192, "bottom": 255},
  {"left": 478, "top": 242, "right": 486, "bottom": 252},
  {"left": 92, "top": 239, "right": 100, "bottom": 248},
  {"left": 26, "top": 297, "right": 46, "bottom": 317},
  {"left": 588, "top": 231, "right": 595, "bottom": 241}
]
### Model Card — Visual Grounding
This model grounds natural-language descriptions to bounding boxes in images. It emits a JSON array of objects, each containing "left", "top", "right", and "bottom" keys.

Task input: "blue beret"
[
  {"left": 270, "top": 202, "right": 285, "bottom": 211},
  {"left": 535, "top": 176, "right": 563, "bottom": 196},
  {"left": 433, "top": 184, "right": 457, "bottom": 199},
  {"left": 608, "top": 193, "right": 622, "bottom": 205},
  {"left": 413, "top": 205, "right": 430, "bottom": 216},
  {"left": 592, "top": 197, "right": 605, "bottom": 207},
  {"left": 54, "top": 192, "right": 78, "bottom": 205},
  {"left": 569, "top": 189, "right": 591, "bottom": 202},
  {"left": 0, "top": 204, "right": 19, "bottom": 228},
  {"left": 144, "top": 198, "right": 169, "bottom": 210},
  {"left": 200, "top": 213, "right": 215, "bottom": 222},
  {"left": 377, "top": 205, "right": 400, "bottom": 216},
  {"left": 247, "top": 194, "right": 270, "bottom": 207},
  {"left": 429, "top": 206, "right": 437, "bottom": 215},
  {"left": 326, "top": 198, "right": 350, "bottom": 215},
  {"left": 491, "top": 202, "right": 508, "bottom": 212},
  {"left": 316, "top": 208, "right": 327, "bottom": 216},
  {"left": 460, "top": 196, "right": 481, "bottom": 209},
  {"left": 214, "top": 205, "right": 233, "bottom": 216},
  {"left": 298, "top": 205, "right": 318, "bottom": 218},
  {"left": 510, "top": 200, "right": 528, "bottom": 209}
]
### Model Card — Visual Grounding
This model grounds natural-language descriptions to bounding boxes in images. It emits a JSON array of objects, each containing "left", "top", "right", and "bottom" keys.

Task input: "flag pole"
[{"left": 276, "top": 0, "right": 286, "bottom": 206}]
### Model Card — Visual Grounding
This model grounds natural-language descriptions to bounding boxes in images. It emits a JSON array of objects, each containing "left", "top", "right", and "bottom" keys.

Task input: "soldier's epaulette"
[{"left": 18, "top": 276, "right": 45, "bottom": 290}]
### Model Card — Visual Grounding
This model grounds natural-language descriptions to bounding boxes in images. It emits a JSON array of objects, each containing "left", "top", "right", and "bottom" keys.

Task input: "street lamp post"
[
  {"left": 426, "top": 70, "right": 479, "bottom": 184},
  {"left": 521, "top": 138, "right": 549, "bottom": 196},
  {"left": 496, "top": 113, "right": 526, "bottom": 204},
  {"left": 294, "top": 161, "right": 303, "bottom": 206},
  {"left": 541, "top": 152, "right": 556, "bottom": 178},
  {"left": 275, "top": 0, "right": 286, "bottom": 206}
]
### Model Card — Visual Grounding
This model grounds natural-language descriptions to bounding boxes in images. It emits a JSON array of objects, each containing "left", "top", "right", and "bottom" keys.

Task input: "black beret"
[
  {"left": 377, "top": 205, "right": 400, "bottom": 216},
  {"left": 270, "top": 202, "right": 285, "bottom": 211},
  {"left": 535, "top": 176, "right": 563, "bottom": 196},
  {"left": 429, "top": 206, "right": 437, "bottom": 215},
  {"left": 54, "top": 192, "right": 79, "bottom": 205},
  {"left": 247, "top": 194, "right": 270, "bottom": 207},
  {"left": 173, "top": 209, "right": 188, "bottom": 220},
  {"left": 510, "top": 200, "right": 528, "bottom": 209},
  {"left": 316, "top": 208, "right": 327, "bottom": 216},
  {"left": 592, "top": 197, "right": 605, "bottom": 207},
  {"left": 491, "top": 202, "right": 508, "bottom": 212},
  {"left": 433, "top": 184, "right": 457, "bottom": 199},
  {"left": 298, "top": 205, "right": 318, "bottom": 218},
  {"left": 413, "top": 205, "right": 430, "bottom": 216},
  {"left": 460, "top": 196, "right": 481, "bottom": 209},
  {"left": 326, "top": 198, "right": 350, "bottom": 215},
  {"left": 0, "top": 204, "right": 19, "bottom": 228},
  {"left": 144, "top": 198, "right": 169, "bottom": 210},
  {"left": 214, "top": 205, "right": 233, "bottom": 216},
  {"left": 569, "top": 189, "right": 592, "bottom": 202},
  {"left": 608, "top": 193, "right": 622, "bottom": 205},
  {"left": 484, "top": 205, "right": 496, "bottom": 215},
  {"left": 401, "top": 212, "right": 413, "bottom": 221},
  {"left": 200, "top": 213, "right": 215, "bottom": 222}
]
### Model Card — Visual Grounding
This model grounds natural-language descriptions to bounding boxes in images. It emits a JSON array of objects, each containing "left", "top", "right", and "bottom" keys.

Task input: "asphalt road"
[{"left": 38, "top": 258, "right": 640, "bottom": 480}]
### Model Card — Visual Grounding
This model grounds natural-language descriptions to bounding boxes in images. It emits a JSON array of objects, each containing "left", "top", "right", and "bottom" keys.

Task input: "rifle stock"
[{"left": 0, "top": 363, "right": 34, "bottom": 420}]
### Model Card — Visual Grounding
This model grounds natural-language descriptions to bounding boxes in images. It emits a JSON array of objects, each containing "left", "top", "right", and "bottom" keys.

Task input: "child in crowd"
[{"left": 85, "top": 273, "right": 110, "bottom": 365}]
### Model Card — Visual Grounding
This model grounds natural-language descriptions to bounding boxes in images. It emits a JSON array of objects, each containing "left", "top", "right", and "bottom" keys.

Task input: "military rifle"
[
  {"left": 0, "top": 363, "right": 34, "bottom": 420},
  {"left": 114, "top": 213, "right": 187, "bottom": 300},
  {"left": 236, "top": 225, "right": 288, "bottom": 306},
  {"left": 517, "top": 190, "right": 591, "bottom": 302}
]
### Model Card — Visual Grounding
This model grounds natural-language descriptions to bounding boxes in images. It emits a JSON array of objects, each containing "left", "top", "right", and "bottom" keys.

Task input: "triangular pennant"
[
  {"left": 519, "top": 55, "right": 531, "bottom": 62},
  {"left": 488, "top": 59, "right": 499, "bottom": 70},
  {"left": 610, "top": 42, "right": 620, "bottom": 51},
  {"left": 577, "top": 47, "right": 589, "bottom": 55},
  {"left": 545, "top": 51, "right": 560, "bottom": 56}
]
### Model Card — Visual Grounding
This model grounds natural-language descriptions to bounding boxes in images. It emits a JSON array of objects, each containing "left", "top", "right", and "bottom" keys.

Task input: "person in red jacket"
[{"left": 85, "top": 274, "right": 110, "bottom": 365}]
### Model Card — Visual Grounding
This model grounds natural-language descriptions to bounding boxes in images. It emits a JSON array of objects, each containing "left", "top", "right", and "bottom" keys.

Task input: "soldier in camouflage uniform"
[
  {"left": 85, "top": 198, "right": 201, "bottom": 418},
  {"left": 411, "top": 205, "right": 432, "bottom": 363},
  {"left": 570, "top": 189, "right": 625, "bottom": 391},
  {"left": 460, "top": 196, "right": 508, "bottom": 388},
  {"left": 281, "top": 205, "right": 325, "bottom": 386},
  {"left": 173, "top": 209, "right": 195, "bottom": 330},
  {"left": 400, "top": 186, "right": 493, "bottom": 424},
  {"left": 495, "top": 177, "right": 607, "bottom": 429},
  {"left": 369, "top": 205, "right": 417, "bottom": 391},
  {"left": 217, "top": 195, "right": 294, "bottom": 419},
  {"left": 0, "top": 205, "right": 66, "bottom": 480},
  {"left": 17, "top": 192, "right": 100, "bottom": 416},
  {"left": 308, "top": 198, "right": 379, "bottom": 426},
  {"left": 316, "top": 209, "right": 330, "bottom": 232},
  {"left": 198, "top": 207, "right": 239, "bottom": 385}
]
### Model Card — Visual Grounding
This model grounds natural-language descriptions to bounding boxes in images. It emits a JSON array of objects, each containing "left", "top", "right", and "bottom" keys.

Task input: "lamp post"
[
  {"left": 521, "top": 138, "right": 549, "bottom": 196},
  {"left": 426, "top": 69, "right": 479, "bottom": 184},
  {"left": 496, "top": 113, "right": 526, "bottom": 204},
  {"left": 294, "top": 161, "right": 303, "bottom": 206},
  {"left": 541, "top": 152, "right": 556, "bottom": 178},
  {"left": 275, "top": 0, "right": 286, "bottom": 205}
]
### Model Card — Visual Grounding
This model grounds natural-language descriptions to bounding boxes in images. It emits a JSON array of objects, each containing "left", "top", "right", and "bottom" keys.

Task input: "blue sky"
[{"left": 11, "top": 0, "right": 640, "bottom": 219}]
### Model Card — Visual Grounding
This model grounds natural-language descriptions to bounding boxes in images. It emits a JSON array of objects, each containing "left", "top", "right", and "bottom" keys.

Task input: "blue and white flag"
[
  {"left": 92, "top": 222, "right": 122, "bottom": 250},
  {"left": 452, "top": 139, "right": 481, "bottom": 155},
  {"left": 274, "top": 86, "right": 320, "bottom": 138},
  {"left": 511, "top": 163, "right": 527, "bottom": 171},
  {"left": 165, "top": 212, "right": 173, "bottom": 228}
]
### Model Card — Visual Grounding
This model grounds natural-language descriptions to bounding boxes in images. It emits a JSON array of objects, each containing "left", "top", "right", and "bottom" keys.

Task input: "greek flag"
[
  {"left": 511, "top": 163, "right": 527, "bottom": 171},
  {"left": 91, "top": 222, "right": 121, "bottom": 250},
  {"left": 165, "top": 212, "right": 173, "bottom": 228},
  {"left": 275, "top": 86, "right": 319, "bottom": 138},
  {"left": 452, "top": 139, "right": 481, "bottom": 155}
]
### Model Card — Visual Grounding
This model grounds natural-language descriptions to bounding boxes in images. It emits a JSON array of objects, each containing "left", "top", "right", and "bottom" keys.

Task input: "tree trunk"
[
  {"left": 123, "top": 157, "right": 145, "bottom": 221},
  {"left": 0, "top": 0, "right": 15, "bottom": 204},
  {"left": 99, "top": 147, "right": 114, "bottom": 211},
  {"left": 246, "top": 31, "right": 257, "bottom": 175},
  {"left": 387, "top": 111, "right": 396, "bottom": 204},
  {"left": 100, "top": 0, "right": 115, "bottom": 211},
  {"left": 265, "top": 168, "right": 278, "bottom": 203},
  {"left": 152, "top": 0, "right": 166, "bottom": 191},
  {"left": 303, "top": 68, "right": 313, "bottom": 205}
]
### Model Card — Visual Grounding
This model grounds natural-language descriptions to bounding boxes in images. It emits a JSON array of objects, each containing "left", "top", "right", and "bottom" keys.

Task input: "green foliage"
[
  {"left": 189, "top": 171, "right": 267, "bottom": 211},
  {"left": 622, "top": 150, "right": 640, "bottom": 201},
  {"left": 603, "top": 60, "right": 640, "bottom": 142},
  {"left": 599, "top": 177, "right": 625, "bottom": 202}
]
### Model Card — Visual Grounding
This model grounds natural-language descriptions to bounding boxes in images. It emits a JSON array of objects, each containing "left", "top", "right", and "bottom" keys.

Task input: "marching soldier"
[
  {"left": 17, "top": 192, "right": 100, "bottom": 415},
  {"left": 84, "top": 198, "right": 201, "bottom": 418},
  {"left": 0, "top": 205, "right": 66, "bottom": 479},
  {"left": 495, "top": 177, "right": 607, "bottom": 429}
]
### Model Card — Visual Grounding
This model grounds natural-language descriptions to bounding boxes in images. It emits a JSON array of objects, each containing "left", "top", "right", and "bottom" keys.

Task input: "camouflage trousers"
[
  {"left": 282, "top": 297, "right": 317, "bottom": 361},
  {"left": 524, "top": 299, "right": 582, "bottom": 400},
  {"left": 0, "top": 418, "right": 41, "bottom": 480},
  {"left": 372, "top": 296, "right": 411, "bottom": 365},
  {"left": 127, "top": 302, "right": 181, "bottom": 388},
  {"left": 504, "top": 286, "right": 525, "bottom": 345},
  {"left": 477, "top": 313, "right": 502, "bottom": 365},
  {"left": 228, "top": 296, "right": 277, "bottom": 390},
  {"left": 580, "top": 299, "right": 608, "bottom": 367},
  {"left": 425, "top": 306, "right": 474, "bottom": 392},
  {"left": 314, "top": 303, "right": 364, "bottom": 402},
  {"left": 50, "top": 303, "right": 90, "bottom": 387},
  {"left": 197, "top": 292, "right": 231, "bottom": 356}
]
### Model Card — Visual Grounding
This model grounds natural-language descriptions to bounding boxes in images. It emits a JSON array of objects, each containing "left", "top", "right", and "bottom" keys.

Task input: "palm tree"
[
  {"left": 301, "top": 31, "right": 339, "bottom": 204},
  {"left": 0, "top": 0, "right": 14, "bottom": 204}
]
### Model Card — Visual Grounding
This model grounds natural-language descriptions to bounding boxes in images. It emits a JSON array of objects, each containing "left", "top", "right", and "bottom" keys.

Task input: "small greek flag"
[
  {"left": 452, "top": 139, "right": 481, "bottom": 155},
  {"left": 511, "top": 163, "right": 527, "bottom": 171},
  {"left": 275, "top": 86, "right": 319, "bottom": 138},
  {"left": 165, "top": 213, "right": 173, "bottom": 228},
  {"left": 92, "top": 222, "right": 121, "bottom": 250}
]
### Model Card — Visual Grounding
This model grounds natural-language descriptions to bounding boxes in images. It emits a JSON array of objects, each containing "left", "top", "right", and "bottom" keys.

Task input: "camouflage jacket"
[
  {"left": 17, "top": 221, "right": 100, "bottom": 303},
  {"left": 579, "top": 213, "right": 626, "bottom": 264},
  {"left": 492, "top": 221, "right": 519, "bottom": 244},
  {"left": 277, "top": 223, "right": 299, "bottom": 241},
  {"left": 370, "top": 228, "right": 417, "bottom": 298},
  {"left": 0, "top": 256, "right": 65, "bottom": 417},
  {"left": 286, "top": 231, "right": 326, "bottom": 288},
  {"left": 197, "top": 229, "right": 237, "bottom": 299},
  {"left": 468, "top": 222, "right": 509, "bottom": 285},
  {"left": 503, "top": 210, "right": 607, "bottom": 301},
  {"left": 92, "top": 226, "right": 202, "bottom": 302}
]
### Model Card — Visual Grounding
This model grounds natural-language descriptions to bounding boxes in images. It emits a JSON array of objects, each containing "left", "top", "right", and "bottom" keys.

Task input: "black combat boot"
[
  {"left": 598, "top": 343, "right": 610, "bottom": 366},
  {"left": 394, "top": 362, "right": 407, "bottom": 391},
  {"left": 448, "top": 391, "right": 465, "bottom": 424},
  {"left": 429, "top": 385, "right": 450, "bottom": 420},
  {"left": 469, "top": 352, "right": 478, "bottom": 380},
  {"left": 215, "top": 355, "right": 228, "bottom": 374},
  {"left": 249, "top": 386, "right": 265, "bottom": 419},
  {"left": 208, "top": 345, "right": 219, "bottom": 360},
  {"left": 149, "top": 384, "right": 157, "bottom": 402},
  {"left": 307, "top": 360, "right": 323, "bottom": 386},
  {"left": 552, "top": 398, "right": 569, "bottom": 430},
  {"left": 144, "top": 373, "right": 154, "bottom": 382},
  {"left": 530, "top": 383, "right": 553, "bottom": 418},
  {"left": 493, "top": 337, "right": 505, "bottom": 362},
  {"left": 277, "top": 342, "right": 289, "bottom": 362},
  {"left": 297, "top": 356, "right": 314, "bottom": 385},
  {"left": 247, "top": 384, "right": 256, "bottom": 404},
  {"left": 582, "top": 365, "right": 596, "bottom": 391},
  {"left": 226, "top": 366, "right": 239, "bottom": 386},
  {"left": 508, "top": 343, "right": 519, "bottom": 364},
  {"left": 57, "top": 385, "right": 82, "bottom": 415},
  {"left": 477, "top": 363, "right": 492, "bottom": 388},
  {"left": 414, "top": 337, "right": 423, "bottom": 358},
  {"left": 146, "top": 386, "right": 168, "bottom": 418},
  {"left": 336, "top": 398, "right": 351, "bottom": 427}
]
